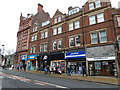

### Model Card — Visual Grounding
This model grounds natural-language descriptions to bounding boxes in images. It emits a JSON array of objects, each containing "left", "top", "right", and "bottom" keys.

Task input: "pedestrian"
[
  {"left": 66, "top": 65, "right": 71, "bottom": 76},
  {"left": 78, "top": 65, "right": 82, "bottom": 76},
  {"left": 46, "top": 65, "right": 50, "bottom": 73},
  {"left": 23, "top": 64, "right": 26, "bottom": 71},
  {"left": 11, "top": 65, "right": 14, "bottom": 70},
  {"left": 82, "top": 66, "right": 86, "bottom": 76}
]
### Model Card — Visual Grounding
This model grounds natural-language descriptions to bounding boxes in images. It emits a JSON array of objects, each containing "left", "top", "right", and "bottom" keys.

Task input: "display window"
[{"left": 88, "top": 60, "right": 116, "bottom": 76}]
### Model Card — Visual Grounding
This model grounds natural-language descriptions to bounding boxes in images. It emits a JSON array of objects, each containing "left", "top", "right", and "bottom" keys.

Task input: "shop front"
[
  {"left": 65, "top": 49, "right": 86, "bottom": 74},
  {"left": 39, "top": 52, "right": 65, "bottom": 72},
  {"left": 49, "top": 52, "right": 65, "bottom": 73},
  {"left": 86, "top": 45, "right": 117, "bottom": 76},
  {"left": 20, "top": 54, "right": 27, "bottom": 65},
  {"left": 27, "top": 54, "right": 37, "bottom": 70}
]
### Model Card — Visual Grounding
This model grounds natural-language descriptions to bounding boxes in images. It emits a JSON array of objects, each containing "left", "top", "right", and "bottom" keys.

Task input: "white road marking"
[
  {"left": 1, "top": 72, "right": 68, "bottom": 88},
  {"left": 34, "top": 80, "right": 68, "bottom": 88}
]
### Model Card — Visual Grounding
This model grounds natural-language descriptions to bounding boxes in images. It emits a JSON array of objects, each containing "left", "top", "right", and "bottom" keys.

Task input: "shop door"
[{"left": 101, "top": 61, "right": 114, "bottom": 76}]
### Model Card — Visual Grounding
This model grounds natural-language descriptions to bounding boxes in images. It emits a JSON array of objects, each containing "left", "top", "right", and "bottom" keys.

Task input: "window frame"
[
  {"left": 74, "top": 20, "right": 80, "bottom": 29},
  {"left": 97, "top": 13, "right": 104, "bottom": 23},
  {"left": 89, "top": 15, "right": 96, "bottom": 25},
  {"left": 95, "top": 0, "right": 101, "bottom": 8},
  {"left": 69, "top": 22, "right": 74, "bottom": 31},
  {"left": 91, "top": 32, "right": 98, "bottom": 44},
  {"left": 53, "top": 28, "right": 57, "bottom": 35},
  {"left": 58, "top": 26, "right": 62, "bottom": 34},
  {"left": 58, "top": 40, "right": 62, "bottom": 49},
  {"left": 69, "top": 37, "right": 74, "bottom": 47},
  {"left": 53, "top": 41, "right": 57, "bottom": 50},
  {"left": 117, "top": 17, "right": 120, "bottom": 27},
  {"left": 89, "top": 3, "right": 95, "bottom": 10},
  {"left": 99, "top": 30, "right": 107, "bottom": 43},
  {"left": 75, "top": 35, "right": 80, "bottom": 46}
]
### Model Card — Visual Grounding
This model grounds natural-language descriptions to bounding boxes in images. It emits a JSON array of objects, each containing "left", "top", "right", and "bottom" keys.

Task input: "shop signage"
[
  {"left": 28, "top": 54, "right": 37, "bottom": 60},
  {"left": 43, "top": 55, "right": 48, "bottom": 60},
  {"left": 87, "top": 56, "right": 116, "bottom": 61},
  {"left": 65, "top": 51, "right": 86, "bottom": 59},
  {"left": 20, "top": 54, "right": 27, "bottom": 60}
]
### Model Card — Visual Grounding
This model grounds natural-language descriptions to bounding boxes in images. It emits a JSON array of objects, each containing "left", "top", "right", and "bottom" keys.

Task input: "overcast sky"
[{"left": 0, "top": 0, "right": 119, "bottom": 54}]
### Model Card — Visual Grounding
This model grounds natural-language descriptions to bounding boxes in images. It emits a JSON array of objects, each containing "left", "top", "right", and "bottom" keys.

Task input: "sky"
[{"left": 0, "top": 0, "right": 119, "bottom": 54}]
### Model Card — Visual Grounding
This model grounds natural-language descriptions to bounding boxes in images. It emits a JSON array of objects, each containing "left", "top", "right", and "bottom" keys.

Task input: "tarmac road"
[{"left": 0, "top": 68, "right": 119, "bottom": 89}]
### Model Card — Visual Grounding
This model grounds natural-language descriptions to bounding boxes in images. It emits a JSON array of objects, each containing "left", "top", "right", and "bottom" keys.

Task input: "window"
[
  {"left": 53, "top": 28, "right": 57, "bottom": 35},
  {"left": 69, "top": 22, "right": 73, "bottom": 31},
  {"left": 99, "top": 31, "right": 107, "bottom": 43},
  {"left": 30, "top": 47, "right": 33, "bottom": 53},
  {"left": 58, "top": 40, "right": 62, "bottom": 49},
  {"left": 41, "top": 32, "right": 44, "bottom": 39},
  {"left": 118, "top": 37, "right": 120, "bottom": 50},
  {"left": 53, "top": 41, "right": 57, "bottom": 50},
  {"left": 40, "top": 44, "right": 44, "bottom": 52},
  {"left": 58, "top": 16, "right": 61, "bottom": 22},
  {"left": 33, "top": 27, "right": 37, "bottom": 32},
  {"left": 89, "top": 16, "right": 96, "bottom": 25},
  {"left": 45, "top": 31, "right": 48, "bottom": 38},
  {"left": 69, "top": 8, "right": 80, "bottom": 16},
  {"left": 97, "top": 13, "right": 104, "bottom": 23},
  {"left": 89, "top": 3, "right": 94, "bottom": 10},
  {"left": 91, "top": 32, "right": 98, "bottom": 44},
  {"left": 95, "top": 0, "right": 101, "bottom": 8},
  {"left": 42, "top": 21, "right": 50, "bottom": 27},
  {"left": 75, "top": 35, "right": 80, "bottom": 46},
  {"left": 74, "top": 21, "right": 80, "bottom": 29},
  {"left": 69, "top": 37, "right": 74, "bottom": 47},
  {"left": 58, "top": 27, "right": 62, "bottom": 34},
  {"left": 117, "top": 17, "right": 120, "bottom": 27},
  {"left": 33, "top": 46, "right": 36, "bottom": 53},
  {"left": 35, "top": 35, "right": 37, "bottom": 40},
  {"left": 31, "top": 35, "right": 37, "bottom": 41},
  {"left": 54, "top": 18, "right": 57, "bottom": 24},
  {"left": 44, "top": 43, "right": 48, "bottom": 51},
  {"left": 40, "top": 43, "right": 48, "bottom": 52}
]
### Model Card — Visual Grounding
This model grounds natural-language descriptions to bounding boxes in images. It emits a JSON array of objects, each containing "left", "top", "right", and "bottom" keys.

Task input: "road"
[{"left": 0, "top": 68, "right": 119, "bottom": 89}]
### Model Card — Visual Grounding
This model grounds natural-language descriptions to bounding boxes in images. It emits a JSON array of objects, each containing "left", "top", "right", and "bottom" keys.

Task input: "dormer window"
[
  {"left": 58, "top": 16, "right": 61, "bottom": 22},
  {"left": 54, "top": 16, "right": 62, "bottom": 24},
  {"left": 95, "top": 0, "right": 101, "bottom": 8},
  {"left": 42, "top": 20, "right": 50, "bottom": 27},
  {"left": 89, "top": 3, "right": 94, "bottom": 10},
  {"left": 54, "top": 18, "right": 57, "bottom": 24},
  {"left": 69, "top": 8, "right": 80, "bottom": 16}
]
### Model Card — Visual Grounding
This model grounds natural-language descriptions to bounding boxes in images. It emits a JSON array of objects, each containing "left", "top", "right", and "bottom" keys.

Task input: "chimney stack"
[{"left": 38, "top": 3, "right": 43, "bottom": 12}]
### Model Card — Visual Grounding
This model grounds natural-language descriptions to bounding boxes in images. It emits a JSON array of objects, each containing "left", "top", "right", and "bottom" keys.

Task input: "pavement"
[{"left": 16, "top": 69, "right": 119, "bottom": 86}]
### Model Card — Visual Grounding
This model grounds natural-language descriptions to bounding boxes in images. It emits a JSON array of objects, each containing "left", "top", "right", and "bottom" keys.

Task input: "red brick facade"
[{"left": 16, "top": 0, "right": 120, "bottom": 76}]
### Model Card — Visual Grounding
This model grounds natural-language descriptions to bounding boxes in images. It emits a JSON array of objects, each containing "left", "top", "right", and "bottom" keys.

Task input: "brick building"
[
  {"left": 16, "top": 13, "right": 33, "bottom": 67},
  {"left": 27, "top": 4, "right": 50, "bottom": 70},
  {"left": 16, "top": 0, "right": 120, "bottom": 76}
]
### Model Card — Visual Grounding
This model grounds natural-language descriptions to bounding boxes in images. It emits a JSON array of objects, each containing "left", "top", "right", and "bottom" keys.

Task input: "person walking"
[
  {"left": 66, "top": 65, "right": 71, "bottom": 76},
  {"left": 82, "top": 66, "right": 86, "bottom": 76},
  {"left": 23, "top": 64, "right": 26, "bottom": 71},
  {"left": 78, "top": 65, "right": 82, "bottom": 76}
]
